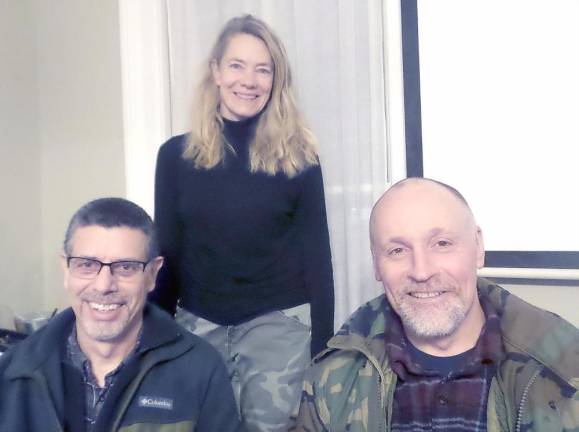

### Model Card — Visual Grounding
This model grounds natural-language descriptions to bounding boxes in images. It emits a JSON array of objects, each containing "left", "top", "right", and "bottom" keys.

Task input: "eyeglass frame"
[{"left": 65, "top": 256, "right": 153, "bottom": 279}]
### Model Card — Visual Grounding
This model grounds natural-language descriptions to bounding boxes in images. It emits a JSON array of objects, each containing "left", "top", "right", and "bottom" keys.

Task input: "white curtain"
[{"left": 163, "top": 0, "right": 394, "bottom": 329}]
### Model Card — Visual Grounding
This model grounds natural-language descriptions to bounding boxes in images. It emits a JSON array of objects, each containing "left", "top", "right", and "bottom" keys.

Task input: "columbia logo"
[{"left": 138, "top": 396, "right": 173, "bottom": 410}]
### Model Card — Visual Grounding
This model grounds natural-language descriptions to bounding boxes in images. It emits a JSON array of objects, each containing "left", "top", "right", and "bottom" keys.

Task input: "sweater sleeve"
[
  {"left": 149, "top": 136, "right": 183, "bottom": 315},
  {"left": 296, "top": 163, "right": 335, "bottom": 356}
]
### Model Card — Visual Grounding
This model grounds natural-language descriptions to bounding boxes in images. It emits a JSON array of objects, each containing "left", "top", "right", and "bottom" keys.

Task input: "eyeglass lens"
[{"left": 68, "top": 257, "right": 145, "bottom": 278}]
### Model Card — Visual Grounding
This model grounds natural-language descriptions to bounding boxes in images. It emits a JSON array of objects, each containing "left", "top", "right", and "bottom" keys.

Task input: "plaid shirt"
[
  {"left": 386, "top": 296, "right": 504, "bottom": 431},
  {"left": 66, "top": 328, "right": 140, "bottom": 432}
]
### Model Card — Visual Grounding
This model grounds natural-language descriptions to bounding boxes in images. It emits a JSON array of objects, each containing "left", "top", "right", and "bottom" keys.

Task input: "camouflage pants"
[{"left": 175, "top": 304, "right": 311, "bottom": 432}]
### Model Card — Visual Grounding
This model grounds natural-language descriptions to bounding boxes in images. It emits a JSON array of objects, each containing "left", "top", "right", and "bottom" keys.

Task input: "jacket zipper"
[{"left": 515, "top": 368, "right": 541, "bottom": 432}]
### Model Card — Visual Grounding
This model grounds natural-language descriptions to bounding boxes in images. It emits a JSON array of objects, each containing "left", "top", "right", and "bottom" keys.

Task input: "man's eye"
[
  {"left": 79, "top": 260, "right": 97, "bottom": 268},
  {"left": 436, "top": 240, "right": 452, "bottom": 248},
  {"left": 388, "top": 247, "right": 405, "bottom": 256}
]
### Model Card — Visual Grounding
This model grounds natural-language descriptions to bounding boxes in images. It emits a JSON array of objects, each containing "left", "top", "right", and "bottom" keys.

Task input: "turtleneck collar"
[
  {"left": 222, "top": 114, "right": 260, "bottom": 155},
  {"left": 222, "top": 114, "right": 260, "bottom": 130}
]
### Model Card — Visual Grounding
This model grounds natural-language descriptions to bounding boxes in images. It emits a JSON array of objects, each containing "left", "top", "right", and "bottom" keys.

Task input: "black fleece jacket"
[{"left": 0, "top": 304, "right": 243, "bottom": 432}]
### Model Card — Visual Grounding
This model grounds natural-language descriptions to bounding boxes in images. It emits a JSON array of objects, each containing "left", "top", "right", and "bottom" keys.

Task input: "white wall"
[
  {"left": 0, "top": 0, "right": 126, "bottom": 319},
  {"left": 35, "top": 0, "right": 126, "bottom": 313},
  {"left": 0, "top": 0, "right": 43, "bottom": 316}
]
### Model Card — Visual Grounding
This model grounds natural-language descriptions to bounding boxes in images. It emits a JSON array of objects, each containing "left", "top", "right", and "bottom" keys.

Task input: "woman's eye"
[{"left": 257, "top": 68, "right": 272, "bottom": 75}]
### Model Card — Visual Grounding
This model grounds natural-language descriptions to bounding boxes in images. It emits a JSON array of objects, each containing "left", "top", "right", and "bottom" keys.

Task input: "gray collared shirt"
[{"left": 66, "top": 327, "right": 140, "bottom": 431}]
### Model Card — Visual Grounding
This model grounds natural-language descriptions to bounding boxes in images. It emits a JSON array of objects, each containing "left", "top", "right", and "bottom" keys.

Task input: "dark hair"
[{"left": 63, "top": 197, "right": 158, "bottom": 259}]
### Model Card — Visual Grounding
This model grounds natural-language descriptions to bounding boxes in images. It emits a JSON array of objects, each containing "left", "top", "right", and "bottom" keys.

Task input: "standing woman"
[{"left": 152, "top": 15, "right": 334, "bottom": 432}]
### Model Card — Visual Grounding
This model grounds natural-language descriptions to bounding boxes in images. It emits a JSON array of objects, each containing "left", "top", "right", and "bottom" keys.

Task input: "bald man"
[{"left": 293, "top": 178, "right": 579, "bottom": 432}]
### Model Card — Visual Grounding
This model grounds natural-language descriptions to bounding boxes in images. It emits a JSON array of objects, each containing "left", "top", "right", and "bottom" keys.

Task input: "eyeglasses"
[{"left": 66, "top": 257, "right": 150, "bottom": 280}]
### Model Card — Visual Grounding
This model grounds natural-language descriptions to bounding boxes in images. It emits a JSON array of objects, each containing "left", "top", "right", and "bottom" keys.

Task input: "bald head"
[
  {"left": 370, "top": 178, "right": 476, "bottom": 250},
  {"left": 369, "top": 178, "right": 486, "bottom": 353}
]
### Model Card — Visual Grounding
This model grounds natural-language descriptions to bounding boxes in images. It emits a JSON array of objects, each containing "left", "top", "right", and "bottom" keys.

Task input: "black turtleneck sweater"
[{"left": 151, "top": 117, "right": 334, "bottom": 355}]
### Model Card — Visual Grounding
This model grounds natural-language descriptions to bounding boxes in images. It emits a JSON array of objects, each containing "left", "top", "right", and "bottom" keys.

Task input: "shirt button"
[{"left": 438, "top": 395, "right": 447, "bottom": 405}]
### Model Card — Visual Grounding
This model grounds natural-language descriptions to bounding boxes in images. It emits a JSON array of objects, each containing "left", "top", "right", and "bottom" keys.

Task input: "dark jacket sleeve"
[
  {"left": 149, "top": 136, "right": 184, "bottom": 314},
  {"left": 296, "top": 163, "right": 335, "bottom": 356},
  {"left": 196, "top": 350, "right": 245, "bottom": 432}
]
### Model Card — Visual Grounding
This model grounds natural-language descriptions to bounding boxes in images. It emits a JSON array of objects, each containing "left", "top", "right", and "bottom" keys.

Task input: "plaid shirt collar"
[
  {"left": 66, "top": 325, "right": 142, "bottom": 430},
  {"left": 385, "top": 293, "right": 504, "bottom": 381},
  {"left": 66, "top": 325, "right": 142, "bottom": 386}
]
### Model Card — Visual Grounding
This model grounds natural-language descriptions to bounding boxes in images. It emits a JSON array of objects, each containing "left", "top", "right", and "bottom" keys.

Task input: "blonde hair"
[{"left": 184, "top": 15, "right": 319, "bottom": 177}]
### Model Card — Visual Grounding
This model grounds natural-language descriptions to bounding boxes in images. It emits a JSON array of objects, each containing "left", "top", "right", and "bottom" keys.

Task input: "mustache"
[
  {"left": 81, "top": 292, "right": 125, "bottom": 304},
  {"left": 402, "top": 278, "right": 455, "bottom": 294}
]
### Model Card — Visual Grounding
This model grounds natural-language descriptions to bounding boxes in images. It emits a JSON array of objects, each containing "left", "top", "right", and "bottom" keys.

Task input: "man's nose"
[
  {"left": 92, "top": 265, "right": 118, "bottom": 293},
  {"left": 408, "top": 249, "right": 436, "bottom": 282}
]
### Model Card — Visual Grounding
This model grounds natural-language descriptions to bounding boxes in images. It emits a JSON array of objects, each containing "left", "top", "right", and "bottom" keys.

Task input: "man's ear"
[
  {"left": 61, "top": 254, "right": 70, "bottom": 292},
  {"left": 475, "top": 226, "right": 485, "bottom": 269},
  {"left": 146, "top": 257, "right": 164, "bottom": 293},
  {"left": 60, "top": 254, "right": 68, "bottom": 273}
]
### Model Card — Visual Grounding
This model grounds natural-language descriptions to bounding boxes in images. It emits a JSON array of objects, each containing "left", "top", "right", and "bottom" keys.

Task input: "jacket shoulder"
[
  {"left": 1, "top": 309, "right": 74, "bottom": 378},
  {"left": 480, "top": 279, "right": 579, "bottom": 384},
  {"left": 332, "top": 294, "right": 389, "bottom": 340}
]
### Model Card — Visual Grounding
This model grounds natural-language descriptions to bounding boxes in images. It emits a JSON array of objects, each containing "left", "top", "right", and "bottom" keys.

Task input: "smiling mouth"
[
  {"left": 88, "top": 302, "right": 122, "bottom": 312},
  {"left": 408, "top": 291, "right": 445, "bottom": 299},
  {"left": 234, "top": 92, "right": 259, "bottom": 100}
]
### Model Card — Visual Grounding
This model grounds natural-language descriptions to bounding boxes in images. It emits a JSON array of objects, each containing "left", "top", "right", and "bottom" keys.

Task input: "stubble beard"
[
  {"left": 82, "top": 316, "right": 129, "bottom": 342},
  {"left": 79, "top": 293, "right": 130, "bottom": 342},
  {"left": 396, "top": 280, "right": 468, "bottom": 339}
]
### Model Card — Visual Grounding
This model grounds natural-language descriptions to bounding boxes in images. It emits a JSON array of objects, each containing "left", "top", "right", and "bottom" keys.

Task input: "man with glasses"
[{"left": 0, "top": 197, "right": 243, "bottom": 431}]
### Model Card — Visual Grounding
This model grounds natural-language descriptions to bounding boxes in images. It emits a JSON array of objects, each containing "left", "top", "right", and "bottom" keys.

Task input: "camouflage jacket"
[{"left": 293, "top": 278, "right": 579, "bottom": 431}]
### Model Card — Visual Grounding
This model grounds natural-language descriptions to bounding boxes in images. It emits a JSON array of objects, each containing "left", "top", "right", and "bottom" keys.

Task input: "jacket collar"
[
  {"left": 5, "top": 303, "right": 191, "bottom": 380},
  {"left": 321, "top": 294, "right": 392, "bottom": 369},
  {"left": 139, "top": 303, "right": 184, "bottom": 353},
  {"left": 4, "top": 308, "right": 75, "bottom": 378},
  {"left": 321, "top": 278, "right": 579, "bottom": 388},
  {"left": 478, "top": 278, "right": 579, "bottom": 388}
]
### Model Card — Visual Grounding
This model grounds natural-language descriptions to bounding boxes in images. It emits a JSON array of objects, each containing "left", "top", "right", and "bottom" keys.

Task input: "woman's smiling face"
[{"left": 211, "top": 32, "right": 274, "bottom": 121}]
